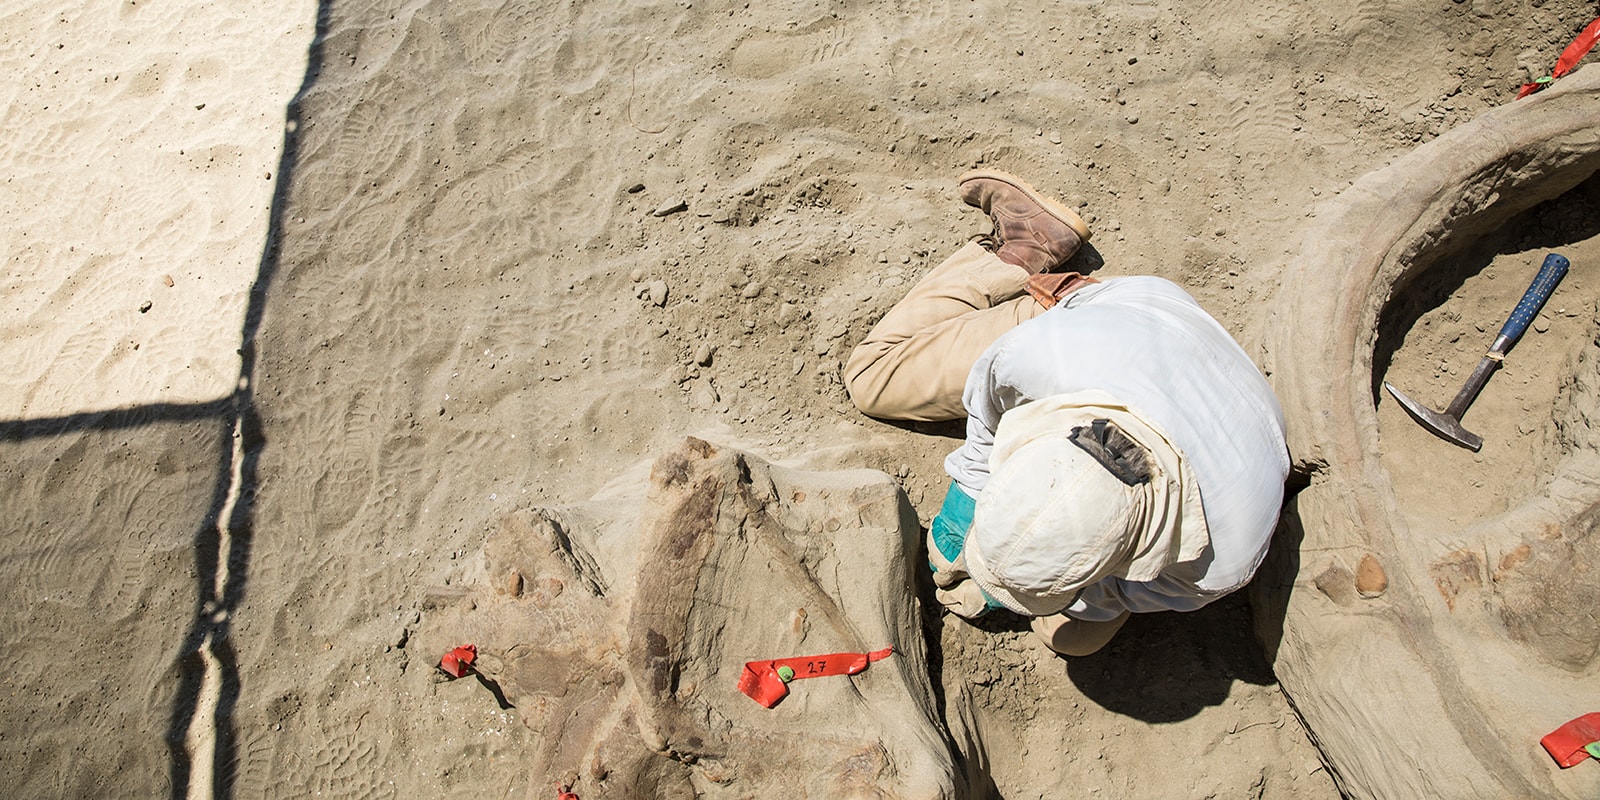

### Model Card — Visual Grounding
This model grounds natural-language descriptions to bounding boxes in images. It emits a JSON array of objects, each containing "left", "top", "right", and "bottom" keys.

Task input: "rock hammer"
[{"left": 1384, "top": 252, "right": 1570, "bottom": 451}]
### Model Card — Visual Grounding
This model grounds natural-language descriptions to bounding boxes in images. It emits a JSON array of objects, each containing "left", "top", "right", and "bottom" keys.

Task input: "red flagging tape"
[
  {"left": 737, "top": 647, "right": 894, "bottom": 708},
  {"left": 1542, "top": 712, "right": 1600, "bottom": 768},
  {"left": 1518, "top": 16, "right": 1600, "bottom": 98},
  {"left": 1553, "top": 18, "right": 1600, "bottom": 78},
  {"left": 439, "top": 643, "right": 477, "bottom": 678}
]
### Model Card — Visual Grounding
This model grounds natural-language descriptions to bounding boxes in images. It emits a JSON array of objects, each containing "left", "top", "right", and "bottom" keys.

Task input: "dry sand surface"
[{"left": 3, "top": 0, "right": 1598, "bottom": 796}]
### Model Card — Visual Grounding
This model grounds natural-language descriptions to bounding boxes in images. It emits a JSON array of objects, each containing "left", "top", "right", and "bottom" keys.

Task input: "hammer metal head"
[{"left": 1383, "top": 381, "right": 1483, "bottom": 452}]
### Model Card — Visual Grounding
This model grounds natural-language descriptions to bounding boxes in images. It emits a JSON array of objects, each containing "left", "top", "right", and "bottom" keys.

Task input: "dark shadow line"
[
  {"left": 1246, "top": 468, "right": 1312, "bottom": 671},
  {"left": 164, "top": 2, "right": 332, "bottom": 798},
  {"left": 0, "top": 398, "right": 234, "bottom": 442},
  {"left": 162, "top": 398, "right": 236, "bottom": 797}
]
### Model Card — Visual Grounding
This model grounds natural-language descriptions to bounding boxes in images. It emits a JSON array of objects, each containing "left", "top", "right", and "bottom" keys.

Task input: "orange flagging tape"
[
  {"left": 1518, "top": 16, "right": 1600, "bottom": 98},
  {"left": 1542, "top": 712, "right": 1600, "bottom": 768},
  {"left": 737, "top": 647, "right": 894, "bottom": 708},
  {"left": 439, "top": 643, "right": 477, "bottom": 678}
]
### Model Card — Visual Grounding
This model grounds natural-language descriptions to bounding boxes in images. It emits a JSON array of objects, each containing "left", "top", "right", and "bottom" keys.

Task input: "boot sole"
[{"left": 957, "top": 168, "right": 1093, "bottom": 243}]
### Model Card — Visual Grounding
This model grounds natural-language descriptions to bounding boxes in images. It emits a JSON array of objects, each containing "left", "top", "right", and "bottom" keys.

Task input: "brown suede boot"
[{"left": 958, "top": 169, "right": 1091, "bottom": 274}]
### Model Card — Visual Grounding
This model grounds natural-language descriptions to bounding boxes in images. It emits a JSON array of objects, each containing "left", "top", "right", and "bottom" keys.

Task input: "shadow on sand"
[{"left": 0, "top": 4, "right": 330, "bottom": 797}]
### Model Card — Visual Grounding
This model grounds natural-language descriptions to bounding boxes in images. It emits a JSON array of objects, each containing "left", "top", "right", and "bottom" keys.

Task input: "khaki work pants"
[{"left": 844, "top": 242, "right": 1046, "bottom": 422}]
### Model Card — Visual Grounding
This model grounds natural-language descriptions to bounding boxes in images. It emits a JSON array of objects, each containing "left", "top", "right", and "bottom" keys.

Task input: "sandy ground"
[
  {"left": 3, "top": 0, "right": 1598, "bottom": 796},
  {"left": 1, "top": 0, "right": 315, "bottom": 414}
]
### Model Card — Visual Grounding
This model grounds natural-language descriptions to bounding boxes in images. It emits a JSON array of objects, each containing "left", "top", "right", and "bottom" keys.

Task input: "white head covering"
[{"left": 964, "top": 390, "right": 1210, "bottom": 616}]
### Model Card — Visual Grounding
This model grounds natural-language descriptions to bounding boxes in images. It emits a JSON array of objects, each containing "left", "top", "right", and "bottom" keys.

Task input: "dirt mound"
[
  {"left": 414, "top": 437, "right": 953, "bottom": 798},
  {"left": 1261, "top": 64, "right": 1600, "bottom": 800}
]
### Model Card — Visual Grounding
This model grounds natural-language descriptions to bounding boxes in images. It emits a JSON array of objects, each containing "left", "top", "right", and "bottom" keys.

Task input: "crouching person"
[{"left": 845, "top": 169, "right": 1290, "bottom": 656}]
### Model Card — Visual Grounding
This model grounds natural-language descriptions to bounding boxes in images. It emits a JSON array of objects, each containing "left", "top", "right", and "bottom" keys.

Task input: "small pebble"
[
  {"left": 162, "top": 274, "right": 174, "bottom": 287},
  {"left": 139, "top": 300, "right": 153, "bottom": 313},
  {"left": 648, "top": 280, "right": 669, "bottom": 306},
  {"left": 626, "top": 183, "right": 645, "bottom": 194},
  {"left": 1355, "top": 554, "right": 1388, "bottom": 598},
  {"left": 629, "top": 267, "right": 645, "bottom": 282},
  {"left": 694, "top": 343, "right": 714, "bottom": 366},
  {"left": 1048, "top": 131, "right": 1063, "bottom": 144},
  {"left": 1534, "top": 316, "right": 1550, "bottom": 333},
  {"left": 740, "top": 282, "right": 763, "bottom": 299},
  {"left": 1125, "top": 114, "right": 1139, "bottom": 124},
  {"left": 690, "top": 379, "right": 719, "bottom": 409},
  {"left": 652, "top": 200, "right": 688, "bottom": 217}
]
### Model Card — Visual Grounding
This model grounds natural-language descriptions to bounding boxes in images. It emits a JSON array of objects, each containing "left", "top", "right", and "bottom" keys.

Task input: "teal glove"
[
  {"left": 927, "top": 481, "right": 1005, "bottom": 617},
  {"left": 929, "top": 480, "right": 977, "bottom": 568}
]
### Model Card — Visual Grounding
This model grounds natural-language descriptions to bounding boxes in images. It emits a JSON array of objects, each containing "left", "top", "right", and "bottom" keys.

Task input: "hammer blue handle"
[{"left": 1496, "top": 253, "right": 1570, "bottom": 349}]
